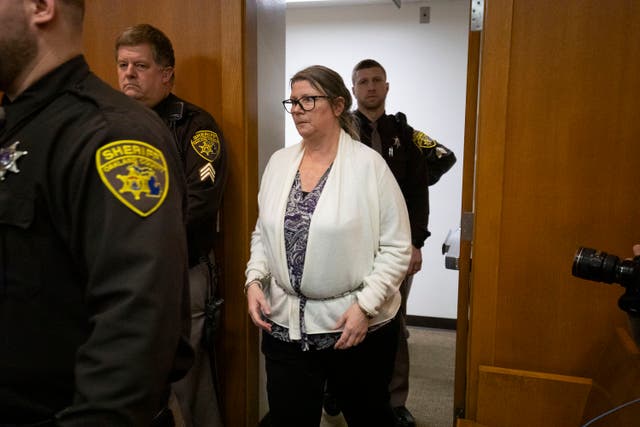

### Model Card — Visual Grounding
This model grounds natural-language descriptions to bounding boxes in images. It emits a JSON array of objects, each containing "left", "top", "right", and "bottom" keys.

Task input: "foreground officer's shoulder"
[{"left": 76, "top": 75, "right": 179, "bottom": 218}]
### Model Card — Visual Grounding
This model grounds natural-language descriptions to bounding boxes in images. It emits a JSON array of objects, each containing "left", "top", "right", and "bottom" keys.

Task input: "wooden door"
[
  {"left": 461, "top": 0, "right": 640, "bottom": 424},
  {"left": 453, "top": 23, "right": 481, "bottom": 422}
]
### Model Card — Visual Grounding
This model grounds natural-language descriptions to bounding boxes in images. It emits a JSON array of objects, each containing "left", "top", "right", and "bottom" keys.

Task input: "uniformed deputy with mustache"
[{"left": 115, "top": 23, "right": 228, "bottom": 427}]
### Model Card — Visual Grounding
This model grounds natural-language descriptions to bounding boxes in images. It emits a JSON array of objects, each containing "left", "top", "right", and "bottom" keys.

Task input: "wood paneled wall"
[
  {"left": 83, "top": 2, "right": 260, "bottom": 425},
  {"left": 465, "top": 0, "right": 640, "bottom": 423}
]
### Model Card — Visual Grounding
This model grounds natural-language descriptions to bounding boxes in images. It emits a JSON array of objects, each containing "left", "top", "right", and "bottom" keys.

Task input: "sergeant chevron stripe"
[{"left": 199, "top": 163, "right": 216, "bottom": 184}]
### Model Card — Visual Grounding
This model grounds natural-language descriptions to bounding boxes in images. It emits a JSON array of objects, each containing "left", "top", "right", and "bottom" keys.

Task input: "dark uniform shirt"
[
  {"left": 153, "top": 93, "right": 227, "bottom": 267},
  {"left": 0, "top": 56, "right": 191, "bottom": 425},
  {"left": 354, "top": 110, "right": 430, "bottom": 248}
]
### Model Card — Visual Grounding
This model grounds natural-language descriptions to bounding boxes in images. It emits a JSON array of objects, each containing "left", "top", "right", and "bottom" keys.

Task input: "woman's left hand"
[
  {"left": 408, "top": 245, "right": 422, "bottom": 276},
  {"left": 333, "top": 303, "right": 369, "bottom": 350}
]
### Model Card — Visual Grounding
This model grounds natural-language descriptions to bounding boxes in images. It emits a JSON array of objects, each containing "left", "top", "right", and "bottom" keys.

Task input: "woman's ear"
[{"left": 332, "top": 96, "right": 345, "bottom": 117}]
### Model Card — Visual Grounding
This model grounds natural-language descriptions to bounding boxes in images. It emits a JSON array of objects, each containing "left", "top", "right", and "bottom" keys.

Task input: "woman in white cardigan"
[{"left": 245, "top": 65, "right": 411, "bottom": 427}]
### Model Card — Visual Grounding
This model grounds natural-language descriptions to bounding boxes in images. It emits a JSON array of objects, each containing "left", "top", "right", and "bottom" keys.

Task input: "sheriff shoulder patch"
[
  {"left": 413, "top": 130, "right": 437, "bottom": 150},
  {"left": 95, "top": 140, "right": 169, "bottom": 217},
  {"left": 190, "top": 130, "right": 221, "bottom": 162}
]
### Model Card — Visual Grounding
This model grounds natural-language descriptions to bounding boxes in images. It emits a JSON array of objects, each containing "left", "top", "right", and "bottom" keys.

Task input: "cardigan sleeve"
[
  {"left": 356, "top": 162, "right": 411, "bottom": 317},
  {"left": 245, "top": 217, "right": 271, "bottom": 286},
  {"left": 245, "top": 157, "right": 274, "bottom": 286}
]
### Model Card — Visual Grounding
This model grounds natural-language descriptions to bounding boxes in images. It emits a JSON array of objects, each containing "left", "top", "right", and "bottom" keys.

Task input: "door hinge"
[
  {"left": 461, "top": 211, "right": 474, "bottom": 242},
  {"left": 470, "top": 0, "right": 484, "bottom": 32}
]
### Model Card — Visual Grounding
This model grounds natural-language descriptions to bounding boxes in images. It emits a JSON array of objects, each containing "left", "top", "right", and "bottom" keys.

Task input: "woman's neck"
[
  {"left": 299, "top": 128, "right": 340, "bottom": 192},
  {"left": 303, "top": 126, "right": 341, "bottom": 161}
]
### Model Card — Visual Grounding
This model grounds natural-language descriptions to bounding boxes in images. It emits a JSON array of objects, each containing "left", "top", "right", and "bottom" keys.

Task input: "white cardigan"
[{"left": 245, "top": 130, "right": 411, "bottom": 340}]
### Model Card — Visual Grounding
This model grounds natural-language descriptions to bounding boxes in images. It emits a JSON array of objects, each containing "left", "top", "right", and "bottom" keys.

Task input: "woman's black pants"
[{"left": 262, "top": 316, "right": 399, "bottom": 427}]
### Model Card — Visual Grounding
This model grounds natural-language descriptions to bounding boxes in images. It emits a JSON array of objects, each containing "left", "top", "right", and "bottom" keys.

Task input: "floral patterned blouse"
[{"left": 267, "top": 166, "right": 341, "bottom": 351}]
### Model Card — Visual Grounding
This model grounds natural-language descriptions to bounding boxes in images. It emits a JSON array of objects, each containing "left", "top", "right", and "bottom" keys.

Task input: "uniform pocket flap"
[{"left": 0, "top": 191, "right": 35, "bottom": 229}]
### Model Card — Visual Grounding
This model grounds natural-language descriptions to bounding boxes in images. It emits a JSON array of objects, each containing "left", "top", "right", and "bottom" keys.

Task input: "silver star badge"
[{"left": 0, "top": 141, "right": 28, "bottom": 181}]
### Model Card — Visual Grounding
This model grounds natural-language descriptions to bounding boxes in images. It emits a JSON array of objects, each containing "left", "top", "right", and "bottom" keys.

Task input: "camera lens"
[
  {"left": 572, "top": 247, "right": 620, "bottom": 284},
  {"left": 572, "top": 247, "right": 640, "bottom": 320}
]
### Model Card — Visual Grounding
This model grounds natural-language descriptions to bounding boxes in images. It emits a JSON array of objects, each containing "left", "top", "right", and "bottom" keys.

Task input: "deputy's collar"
[{"left": 1, "top": 55, "right": 89, "bottom": 145}]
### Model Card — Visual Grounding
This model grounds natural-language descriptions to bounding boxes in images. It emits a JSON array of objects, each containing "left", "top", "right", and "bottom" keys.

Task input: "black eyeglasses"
[{"left": 282, "top": 96, "right": 330, "bottom": 113}]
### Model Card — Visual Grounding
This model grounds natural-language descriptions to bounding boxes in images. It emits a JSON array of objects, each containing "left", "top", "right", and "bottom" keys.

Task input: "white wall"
[
  {"left": 258, "top": 1, "right": 287, "bottom": 175},
  {"left": 286, "top": 0, "right": 469, "bottom": 319},
  {"left": 258, "top": 2, "right": 287, "bottom": 420}
]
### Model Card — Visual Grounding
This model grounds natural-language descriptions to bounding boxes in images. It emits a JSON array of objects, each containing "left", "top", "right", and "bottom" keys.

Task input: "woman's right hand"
[{"left": 246, "top": 283, "right": 272, "bottom": 332}]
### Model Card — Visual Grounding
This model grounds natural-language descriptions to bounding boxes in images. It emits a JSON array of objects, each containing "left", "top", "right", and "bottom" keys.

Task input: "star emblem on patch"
[
  {"left": 199, "top": 142, "right": 214, "bottom": 156},
  {"left": 0, "top": 141, "right": 28, "bottom": 181}
]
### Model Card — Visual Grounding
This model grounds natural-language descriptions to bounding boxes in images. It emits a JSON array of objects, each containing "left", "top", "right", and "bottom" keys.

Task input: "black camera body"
[{"left": 572, "top": 247, "right": 640, "bottom": 317}]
